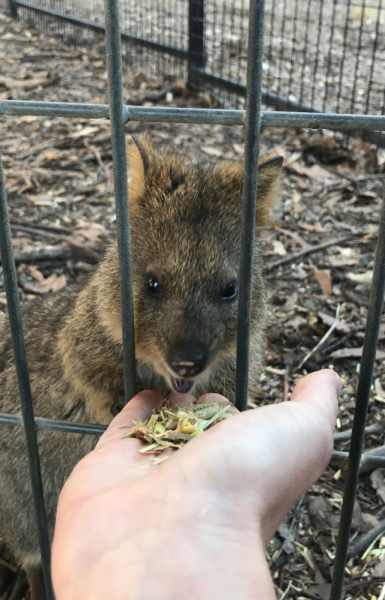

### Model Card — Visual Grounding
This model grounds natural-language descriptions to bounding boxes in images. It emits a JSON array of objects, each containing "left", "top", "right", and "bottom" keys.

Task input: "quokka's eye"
[
  {"left": 220, "top": 280, "right": 238, "bottom": 301},
  {"left": 145, "top": 274, "right": 162, "bottom": 297}
]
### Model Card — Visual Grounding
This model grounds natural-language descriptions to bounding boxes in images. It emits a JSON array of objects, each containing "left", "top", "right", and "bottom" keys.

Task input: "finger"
[
  {"left": 290, "top": 369, "right": 341, "bottom": 429},
  {"left": 197, "top": 393, "right": 239, "bottom": 416},
  {"left": 96, "top": 390, "right": 163, "bottom": 448},
  {"left": 168, "top": 391, "right": 197, "bottom": 407}
]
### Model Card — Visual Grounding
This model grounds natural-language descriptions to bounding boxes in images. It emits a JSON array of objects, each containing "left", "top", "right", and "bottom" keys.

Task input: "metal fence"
[
  {"left": 2, "top": 0, "right": 385, "bottom": 120},
  {"left": 1, "top": 0, "right": 385, "bottom": 599}
]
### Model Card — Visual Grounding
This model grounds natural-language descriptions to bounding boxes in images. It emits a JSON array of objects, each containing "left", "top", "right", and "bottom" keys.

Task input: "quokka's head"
[{"left": 98, "top": 133, "right": 283, "bottom": 393}]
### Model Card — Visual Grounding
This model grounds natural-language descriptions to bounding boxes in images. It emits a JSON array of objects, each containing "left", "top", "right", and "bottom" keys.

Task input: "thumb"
[{"left": 96, "top": 390, "right": 163, "bottom": 448}]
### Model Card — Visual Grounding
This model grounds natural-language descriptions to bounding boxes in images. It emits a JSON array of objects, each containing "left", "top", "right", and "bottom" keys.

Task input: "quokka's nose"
[{"left": 170, "top": 342, "right": 207, "bottom": 378}]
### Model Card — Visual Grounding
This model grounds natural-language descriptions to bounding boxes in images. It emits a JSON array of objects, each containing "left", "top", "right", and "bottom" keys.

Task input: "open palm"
[{"left": 52, "top": 370, "right": 340, "bottom": 600}]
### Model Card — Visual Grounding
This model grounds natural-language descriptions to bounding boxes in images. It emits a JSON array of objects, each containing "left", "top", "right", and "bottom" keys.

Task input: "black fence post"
[
  {"left": 8, "top": 0, "right": 18, "bottom": 19},
  {"left": 330, "top": 191, "right": 385, "bottom": 599},
  {"left": 188, "top": 0, "right": 205, "bottom": 88}
]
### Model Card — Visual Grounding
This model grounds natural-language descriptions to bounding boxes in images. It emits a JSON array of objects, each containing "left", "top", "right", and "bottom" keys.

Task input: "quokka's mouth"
[{"left": 172, "top": 378, "right": 193, "bottom": 393}]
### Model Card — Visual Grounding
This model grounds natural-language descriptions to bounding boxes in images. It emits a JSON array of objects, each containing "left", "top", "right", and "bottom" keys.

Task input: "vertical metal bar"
[
  {"left": 235, "top": 0, "right": 265, "bottom": 412},
  {"left": 365, "top": 0, "right": 382, "bottom": 115},
  {"left": 188, "top": 0, "right": 204, "bottom": 88},
  {"left": 8, "top": 0, "right": 18, "bottom": 18},
  {"left": 330, "top": 192, "right": 385, "bottom": 600},
  {"left": 336, "top": 0, "right": 351, "bottom": 113},
  {"left": 322, "top": 0, "right": 338, "bottom": 112},
  {"left": 299, "top": 0, "right": 311, "bottom": 106},
  {"left": 0, "top": 151, "right": 54, "bottom": 600},
  {"left": 104, "top": 0, "right": 136, "bottom": 402},
  {"left": 350, "top": 0, "right": 366, "bottom": 114}
]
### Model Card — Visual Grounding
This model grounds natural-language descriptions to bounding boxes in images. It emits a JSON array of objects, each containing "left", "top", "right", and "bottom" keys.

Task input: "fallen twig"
[
  {"left": 3, "top": 245, "right": 99, "bottom": 265},
  {"left": 276, "top": 227, "right": 310, "bottom": 249},
  {"left": 11, "top": 224, "right": 58, "bottom": 239},
  {"left": 360, "top": 444, "right": 385, "bottom": 476},
  {"left": 347, "top": 519, "right": 385, "bottom": 559},
  {"left": 11, "top": 219, "right": 73, "bottom": 235},
  {"left": 10, "top": 225, "right": 102, "bottom": 263},
  {"left": 266, "top": 235, "right": 357, "bottom": 271},
  {"left": 297, "top": 304, "right": 342, "bottom": 371},
  {"left": 56, "top": 237, "right": 101, "bottom": 263},
  {"left": 334, "top": 422, "right": 385, "bottom": 443}
]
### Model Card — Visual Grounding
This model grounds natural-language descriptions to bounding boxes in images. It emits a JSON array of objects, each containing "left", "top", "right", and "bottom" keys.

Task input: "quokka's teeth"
[{"left": 174, "top": 378, "right": 193, "bottom": 393}]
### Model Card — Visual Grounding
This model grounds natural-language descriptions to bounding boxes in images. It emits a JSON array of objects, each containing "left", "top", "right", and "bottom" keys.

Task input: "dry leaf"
[
  {"left": 329, "top": 257, "right": 359, "bottom": 267},
  {"left": 282, "top": 292, "right": 298, "bottom": 311},
  {"left": 23, "top": 265, "right": 44, "bottom": 282},
  {"left": 291, "top": 162, "right": 334, "bottom": 179},
  {"left": 375, "top": 378, "right": 385, "bottom": 399},
  {"left": 311, "top": 136, "right": 336, "bottom": 149},
  {"left": 318, "top": 311, "right": 350, "bottom": 332},
  {"left": 285, "top": 151, "right": 302, "bottom": 166},
  {"left": 346, "top": 270, "right": 373, "bottom": 284},
  {"left": 232, "top": 143, "right": 244, "bottom": 154},
  {"left": 41, "top": 274, "right": 67, "bottom": 293},
  {"left": 370, "top": 469, "right": 385, "bottom": 504},
  {"left": 72, "top": 126, "right": 99, "bottom": 139},
  {"left": 200, "top": 146, "right": 222, "bottom": 157},
  {"left": 43, "top": 151, "right": 57, "bottom": 160},
  {"left": 374, "top": 555, "right": 385, "bottom": 577},
  {"left": 78, "top": 226, "right": 102, "bottom": 242},
  {"left": 331, "top": 347, "right": 385, "bottom": 360},
  {"left": 272, "top": 240, "right": 286, "bottom": 256},
  {"left": 335, "top": 247, "right": 359, "bottom": 258},
  {"left": 293, "top": 203, "right": 307, "bottom": 214},
  {"left": 298, "top": 222, "right": 332, "bottom": 233},
  {"left": 315, "top": 270, "right": 332, "bottom": 295},
  {"left": 0, "top": 73, "right": 55, "bottom": 89},
  {"left": 20, "top": 115, "right": 38, "bottom": 123}
]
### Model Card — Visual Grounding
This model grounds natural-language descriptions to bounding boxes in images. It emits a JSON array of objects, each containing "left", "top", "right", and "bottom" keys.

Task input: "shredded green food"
[{"left": 125, "top": 401, "right": 230, "bottom": 453}]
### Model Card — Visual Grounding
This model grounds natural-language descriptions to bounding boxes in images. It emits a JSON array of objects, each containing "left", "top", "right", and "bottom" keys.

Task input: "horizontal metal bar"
[
  {"left": 125, "top": 105, "right": 244, "bottom": 124},
  {"left": 0, "top": 99, "right": 110, "bottom": 118},
  {"left": 0, "top": 413, "right": 106, "bottom": 435},
  {"left": 191, "top": 68, "right": 385, "bottom": 147},
  {"left": 2, "top": 100, "right": 385, "bottom": 131},
  {"left": 14, "top": 0, "right": 187, "bottom": 59},
  {"left": 1, "top": 411, "right": 385, "bottom": 469},
  {"left": 261, "top": 111, "right": 385, "bottom": 131}
]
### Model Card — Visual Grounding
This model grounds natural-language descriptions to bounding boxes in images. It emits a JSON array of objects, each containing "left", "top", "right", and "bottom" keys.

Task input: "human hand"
[{"left": 52, "top": 369, "right": 341, "bottom": 600}]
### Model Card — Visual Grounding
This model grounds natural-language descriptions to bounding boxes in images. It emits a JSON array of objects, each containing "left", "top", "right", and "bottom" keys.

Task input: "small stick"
[
  {"left": 378, "top": 582, "right": 385, "bottom": 600},
  {"left": 283, "top": 369, "right": 289, "bottom": 402},
  {"left": 266, "top": 235, "right": 356, "bottom": 270},
  {"left": 297, "top": 304, "right": 342, "bottom": 371},
  {"left": 347, "top": 519, "right": 385, "bottom": 559},
  {"left": 56, "top": 237, "right": 102, "bottom": 263},
  {"left": 276, "top": 227, "right": 310, "bottom": 249},
  {"left": 334, "top": 422, "right": 385, "bottom": 443},
  {"left": 11, "top": 219, "right": 73, "bottom": 235}
]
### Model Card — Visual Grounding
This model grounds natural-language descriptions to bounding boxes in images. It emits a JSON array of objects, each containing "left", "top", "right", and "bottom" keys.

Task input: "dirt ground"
[{"left": 1, "top": 12, "right": 385, "bottom": 600}]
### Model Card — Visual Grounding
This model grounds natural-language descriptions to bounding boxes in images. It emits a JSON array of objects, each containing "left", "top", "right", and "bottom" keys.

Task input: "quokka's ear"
[
  {"left": 215, "top": 153, "right": 283, "bottom": 228},
  {"left": 126, "top": 133, "right": 151, "bottom": 211},
  {"left": 255, "top": 154, "right": 283, "bottom": 228}
]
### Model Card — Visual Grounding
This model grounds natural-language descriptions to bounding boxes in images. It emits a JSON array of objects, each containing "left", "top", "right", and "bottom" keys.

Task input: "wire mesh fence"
[{"left": 2, "top": 0, "right": 385, "bottom": 117}]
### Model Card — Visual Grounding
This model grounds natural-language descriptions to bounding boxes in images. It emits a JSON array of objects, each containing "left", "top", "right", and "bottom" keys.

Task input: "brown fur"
[{"left": 0, "top": 133, "right": 282, "bottom": 598}]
